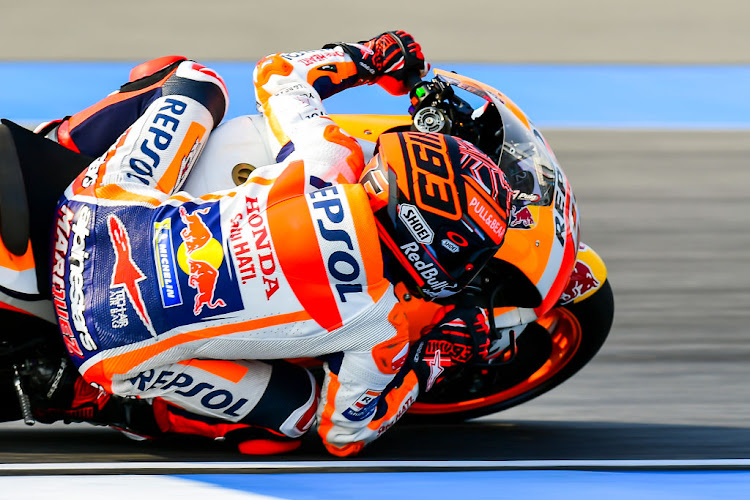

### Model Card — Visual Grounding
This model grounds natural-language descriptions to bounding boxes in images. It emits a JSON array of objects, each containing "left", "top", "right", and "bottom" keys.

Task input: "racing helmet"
[{"left": 360, "top": 131, "right": 512, "bottom": 300}]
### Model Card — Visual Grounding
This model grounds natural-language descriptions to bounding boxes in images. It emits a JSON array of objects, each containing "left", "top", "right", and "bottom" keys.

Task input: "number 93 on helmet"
[{"left": 360, "top": 131, "right": 513, "bottom": 300}]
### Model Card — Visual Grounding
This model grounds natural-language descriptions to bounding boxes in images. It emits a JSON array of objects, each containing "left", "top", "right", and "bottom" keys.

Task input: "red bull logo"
[
  {"left": 560, "top": 261, "right": 601, "bottom": 304},
  {"left": 177, "top": 206, "right": 227, "bottom": 315},
  {"left": 107, "top": 215, "right": 156, "bottom": 336},
  {"left": 510, "top": 205, "right": 536, "bottom": 229}
]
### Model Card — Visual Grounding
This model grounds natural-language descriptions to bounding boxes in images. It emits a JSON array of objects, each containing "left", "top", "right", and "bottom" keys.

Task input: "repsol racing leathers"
[{"left": 51, "top": 50, "right": 421, "bottom": 456}]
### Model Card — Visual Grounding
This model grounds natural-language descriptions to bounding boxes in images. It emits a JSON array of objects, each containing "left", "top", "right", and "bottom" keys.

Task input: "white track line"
[{"left": 1, "top": 459, "right": 750, "bottom": 473}]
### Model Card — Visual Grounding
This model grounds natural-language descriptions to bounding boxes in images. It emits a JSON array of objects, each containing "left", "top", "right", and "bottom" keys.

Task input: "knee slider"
[{"left": 162, "top": 61, "right": 229, "bottom": 129}]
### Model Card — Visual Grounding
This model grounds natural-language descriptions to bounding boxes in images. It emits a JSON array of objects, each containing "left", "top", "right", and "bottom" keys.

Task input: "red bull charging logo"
[
  {"left": 510, "top": 205, "right": 536, "bottom": 229},
  {"left": 560, "top": 260, "right": 601, "bottom": 304},
  {"left": 177, "top": 206, "right": 227, "bottom": 315}
]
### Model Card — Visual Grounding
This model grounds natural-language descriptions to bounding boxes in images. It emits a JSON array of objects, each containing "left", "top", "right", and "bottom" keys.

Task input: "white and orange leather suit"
[{"left": 52, "top": 50, "right": 420, "bottom": 456}]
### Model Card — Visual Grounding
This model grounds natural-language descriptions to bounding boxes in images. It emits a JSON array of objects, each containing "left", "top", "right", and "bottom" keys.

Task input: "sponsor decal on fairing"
[
  {"left": 510, "top": 205, "right": 536, "bottom": 229},
  {"left": 560, "top": 260, "right": 601, "bottom": 304}
]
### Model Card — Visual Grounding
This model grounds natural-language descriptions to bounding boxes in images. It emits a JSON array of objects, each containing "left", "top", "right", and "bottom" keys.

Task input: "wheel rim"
[{"left": 408, "top": 307, "right": 583, "bottom": 414}]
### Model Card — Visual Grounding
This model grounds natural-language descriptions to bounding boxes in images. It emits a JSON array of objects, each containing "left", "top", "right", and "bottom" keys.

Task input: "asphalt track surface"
[
  {"left": 1, "top": 129, "right": 748, "bottom": 464},
  {"left": 1, "top": 0, "right": 749, "bottom": 469}
]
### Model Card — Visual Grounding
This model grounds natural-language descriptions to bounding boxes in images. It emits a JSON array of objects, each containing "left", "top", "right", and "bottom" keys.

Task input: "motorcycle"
[{"left": 0, "top": 68, "right": 613, "bottom": 430}]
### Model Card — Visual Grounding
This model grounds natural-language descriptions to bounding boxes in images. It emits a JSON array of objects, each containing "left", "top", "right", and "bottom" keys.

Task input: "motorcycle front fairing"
[
  {"left": 183, "top": 70, "right": 582, "bottom": 341},
  {"left": 432, "top": 69, "right": 581, "bottom": 317}
]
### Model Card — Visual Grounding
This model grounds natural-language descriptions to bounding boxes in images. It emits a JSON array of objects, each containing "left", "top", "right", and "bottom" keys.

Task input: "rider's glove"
[
  {"left": 409, "top": 306, "right": 491, "bottom": 393},
  {"left": 324, "top": 30, "right": 430, "bottom": 95}
]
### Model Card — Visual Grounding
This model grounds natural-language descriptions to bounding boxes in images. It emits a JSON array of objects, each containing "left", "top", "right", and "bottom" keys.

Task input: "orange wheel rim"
[{"left": 409, "top": 307, "right": 583, "bottom": 414}]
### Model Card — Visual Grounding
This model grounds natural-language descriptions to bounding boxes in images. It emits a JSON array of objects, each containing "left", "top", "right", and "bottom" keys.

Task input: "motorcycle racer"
[{"left": 20, "top": 31, "right": 513, "bottom": 456}]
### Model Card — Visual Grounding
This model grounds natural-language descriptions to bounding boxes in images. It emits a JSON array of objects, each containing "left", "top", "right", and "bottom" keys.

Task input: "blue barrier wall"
[{"left": 1, "top": 63, "right": 749, "bottom": 128}]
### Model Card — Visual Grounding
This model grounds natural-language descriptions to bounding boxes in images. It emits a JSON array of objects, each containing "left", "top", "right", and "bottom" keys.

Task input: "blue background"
[{"left": 2, "top": 62, "right": 750, "bottom": 128}]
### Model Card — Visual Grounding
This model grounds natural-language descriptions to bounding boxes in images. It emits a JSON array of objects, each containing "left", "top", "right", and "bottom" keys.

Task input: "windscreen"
[{"left": 435, "top": 71, "right": 558, "bottom": 208}]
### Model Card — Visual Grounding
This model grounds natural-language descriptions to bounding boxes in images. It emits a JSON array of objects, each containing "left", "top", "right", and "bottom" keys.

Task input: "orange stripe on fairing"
[
  {"left": 267, "top": 162, "right": 343, "bottom": 332},
  {"left": 96, "top": 184, "right": 163, "bottom": 207},
  {"left": 85, "top": 310, "right": 312, "bottom": 388},
  {"left": 536, "top": 228, "right": 577, "bottom": 316},
  {"left": 347, "top": 187, "right": 389, "bottom": 304},
  {"left": 266, "top": 160, "right": 305, "bottom": 205},
  {"left": 0, "top": 238, "right": 34, "bottom": 271},
  {"left": 156, "top": 121, "right": 207, "bottom": 195},
  {"left": 495, "top": 205, "right": 555, "bottom": 288},
  {"left": 177, "top": 359, "right": 249, "bottom": 384},
  {"left": 535, "top": 176, "right": 578, "bottom": 316},
  {"left": 323, "top": 125, "right": 365, "bottom": 181},
  {"left": 330, "top": 114, "right": 413, "bottom": 142}
]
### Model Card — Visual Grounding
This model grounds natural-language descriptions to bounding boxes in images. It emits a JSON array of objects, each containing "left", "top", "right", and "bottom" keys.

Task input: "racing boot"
[
  {"left": 21, "top": 356, "right": 162, "bottom": 438},
  {"left": 152, "top": 398, "right": 308, "bottom": 455}
]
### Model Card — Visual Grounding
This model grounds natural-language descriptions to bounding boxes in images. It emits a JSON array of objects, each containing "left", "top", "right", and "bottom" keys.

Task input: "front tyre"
[{"left": 406, "top": 279, "right": 614, "bottom": 422}]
